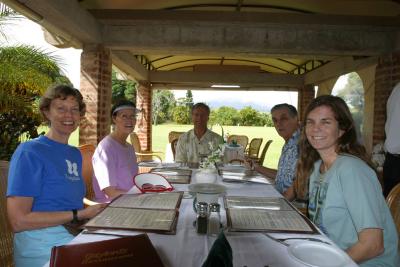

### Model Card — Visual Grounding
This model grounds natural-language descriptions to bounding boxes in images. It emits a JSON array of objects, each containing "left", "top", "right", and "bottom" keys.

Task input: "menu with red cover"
[{"left": 49, "top": 234, "right": 164, "bottom": 267}]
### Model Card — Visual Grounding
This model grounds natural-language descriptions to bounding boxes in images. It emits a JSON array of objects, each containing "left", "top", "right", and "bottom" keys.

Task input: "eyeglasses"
[
  {"left": 134, "top": 173, "right": 174, "bottom": 193},
  {"left": 117, "top": 113, "right": 139, "bottom": 121}
]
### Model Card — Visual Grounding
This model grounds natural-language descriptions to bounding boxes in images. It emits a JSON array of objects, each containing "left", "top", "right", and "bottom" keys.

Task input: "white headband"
[{"left": 112, "top": 105, "right": 140, "bottom": 115}]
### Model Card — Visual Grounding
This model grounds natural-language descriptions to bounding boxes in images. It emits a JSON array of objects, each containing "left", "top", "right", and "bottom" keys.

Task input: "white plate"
[
  {"left": 188, "top": 183, "right": 227, "bottom": 195},
  {"left": 138, "top": 161, "right": 160, "bottom": 167},
  {"left": 288, "top": 241, "right": 351, "bottom": 267},
  {"left": 218, "top": 165, "right": 246, "bottom": 171}
]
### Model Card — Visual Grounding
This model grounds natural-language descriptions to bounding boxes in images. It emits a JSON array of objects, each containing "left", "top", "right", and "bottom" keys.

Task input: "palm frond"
[
  {"left": 0, "top": 3, "right": 16, "bottom": 16},
  {"left": 0, "top": 45, "right": 64, "bottom": 78},
  {"left": 0, "top": 3, "right": 21, "bottom": 41},
  {"left": 0, "top": 45, "right": 70, "bottom": 111},
  {"left": 0, "top": 88, "right": 32, "bottom": 113}
]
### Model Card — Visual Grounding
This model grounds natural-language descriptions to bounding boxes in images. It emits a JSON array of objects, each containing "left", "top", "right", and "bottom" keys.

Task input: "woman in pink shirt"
[{"left": 92, "top": 100, "right": 139, "bottom": 202}]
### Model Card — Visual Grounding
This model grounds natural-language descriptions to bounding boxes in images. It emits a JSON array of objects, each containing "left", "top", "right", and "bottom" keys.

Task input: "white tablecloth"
[
  {"left": 55, "top": 169, "right": 357, "bottom": 267},
  {"left": 223, "top": 145, "right": 245, "bottom": 163}
]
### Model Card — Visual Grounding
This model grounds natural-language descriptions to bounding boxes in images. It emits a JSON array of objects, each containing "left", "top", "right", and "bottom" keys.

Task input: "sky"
[{"left": 2, "top": 17, "right": 348, "bottom": 112}]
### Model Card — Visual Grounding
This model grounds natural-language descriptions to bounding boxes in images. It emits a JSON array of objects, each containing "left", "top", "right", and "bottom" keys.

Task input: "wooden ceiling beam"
[
  {"left": 149, "top": 70, "right": 304, "bottom": 89},
  {"left": 3, "top": 0, "right": 102, "bottom": 47},
  {"left": 96, "top": 10, "right": 400, "bottom": 58},
  {"left": 111, "top": 51, "right": 149, "bottom": 81}
]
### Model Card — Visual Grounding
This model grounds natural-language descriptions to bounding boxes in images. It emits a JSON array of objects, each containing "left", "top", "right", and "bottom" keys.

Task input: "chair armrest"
[
  {"left": 135, "top": 152, "right": 162, "bottom": 162},
  {"left": 229, "top": 159, "right": 245, "bottom": 165}
]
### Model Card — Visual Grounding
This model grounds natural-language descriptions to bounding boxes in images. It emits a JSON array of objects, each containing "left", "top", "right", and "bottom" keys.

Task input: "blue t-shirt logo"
[{"left": 65, "top": 159, "right": 79, "bottom": 177}]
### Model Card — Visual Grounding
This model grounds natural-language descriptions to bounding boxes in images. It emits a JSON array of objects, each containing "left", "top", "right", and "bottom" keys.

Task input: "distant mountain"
[{"left": 205, "top": 99, "right": 273, "bottom": 112}]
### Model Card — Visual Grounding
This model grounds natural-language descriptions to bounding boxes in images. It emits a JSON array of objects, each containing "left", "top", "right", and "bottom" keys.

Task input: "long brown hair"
[{"left": 294, "top": 95, "right": 371, "bottom": 200}]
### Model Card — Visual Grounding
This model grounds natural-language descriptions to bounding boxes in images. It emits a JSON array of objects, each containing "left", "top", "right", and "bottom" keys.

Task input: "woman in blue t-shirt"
[
  {"left": 7, "top": 85, "right": 106, "bottom": 267},
  {"left": 295, "top": 95, "right": 398, "bottom": 266}
]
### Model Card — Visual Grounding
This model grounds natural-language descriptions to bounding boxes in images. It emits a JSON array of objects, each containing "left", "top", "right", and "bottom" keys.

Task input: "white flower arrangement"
[
  {"left": 371, "top": 142, "right": 385, "bottom": 169},
  {"left": 199, "top": 142, "right": 224, "bottom": 169}
]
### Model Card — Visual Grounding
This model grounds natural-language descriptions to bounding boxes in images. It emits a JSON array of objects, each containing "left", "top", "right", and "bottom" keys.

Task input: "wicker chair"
[
  {"left": 246, "top": 138, "right": 263, "bottom": 158},
  {"left": 386, "top": 182, "right": 400, "bottom": 236},
  {"left": 0, "top": 160, "right": 14, "bottom": 267},
  {"left": 250, "top": 140, "right": 273, "bottom": 165},
  {"left": 168, "top": 131, "right": 184, "bottom": 144},
  {"left": 227, "top": 135, "right": 249, "bottom": 150},
  {"left": 130, "top": 132, "right": 162, "bottom": 162},
  {"left": 171, "top": 138, "right": 179, "bottom": 161},
  {"left": 78, "top": 144, "right": 97, "bottom": 202}
]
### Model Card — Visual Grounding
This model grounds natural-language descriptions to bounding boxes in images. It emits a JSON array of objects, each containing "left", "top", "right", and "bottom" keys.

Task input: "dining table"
[{"left": 49, "top": 166, "right": 358, "bottom": 267}]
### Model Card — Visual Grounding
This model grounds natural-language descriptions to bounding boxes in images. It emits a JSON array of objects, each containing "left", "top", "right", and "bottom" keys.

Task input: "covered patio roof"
[
  {"left": 3, "top": 0, "right": 400, "bottom": 154},
  {"left": 4, "top": 0, "right": 400, "bottom": 90}
]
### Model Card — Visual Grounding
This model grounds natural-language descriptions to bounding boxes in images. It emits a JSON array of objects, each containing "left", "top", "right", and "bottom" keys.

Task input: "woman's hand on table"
[{"left": 78, "top": 203, "right": 107, "bottom": 220}]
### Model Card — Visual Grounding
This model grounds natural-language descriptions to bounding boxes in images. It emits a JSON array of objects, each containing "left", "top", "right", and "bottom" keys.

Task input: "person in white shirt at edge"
[
  {"left": 175, "top": 103, "right": 222, "bottom": 166},
  {"left": 247, "top": 104, "right": 302, "bottom": 201},
  {"left": 383, "top": 82, "right": 400, "bottom": 197}
]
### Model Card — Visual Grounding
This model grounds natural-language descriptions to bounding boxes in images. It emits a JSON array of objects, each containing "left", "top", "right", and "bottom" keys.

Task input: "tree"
[
  {"left": 336, "top": 73, "right": 364, "bottom": 111},
  {"left": 209, "top": 106, "right": 239, "bottom": 126},
  {"left": 172, "top": 105, "right": 191, "bottom": 124},
  {"left": 111, "top": 70, "right": 136, "bottom": 104},
  {"left": 185, "top": 90, "right": 194, "bottom": 110},
  {"left": 336, "top": 73, "right": 364, "bottom": 140},
  {"left": 0, "top": 5, "right": 69, "bottom": 160},
  {"left": 152, "top": 90, "right": 176, "bottom": 125},
  {"left": 238, "top": 106, "right": 266, "bottom": 126},
  {"left": 260, "top": 112, "right": 274, "bottom": 127}
]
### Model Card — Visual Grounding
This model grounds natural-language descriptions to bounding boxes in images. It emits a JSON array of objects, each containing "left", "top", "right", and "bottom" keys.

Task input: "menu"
[
  {"left": 224, "top": 196, "right": 317, "bottom": 233},
  {"left": 150, "top": 168, "right": 192, "bottom": 184},
  {"left": 85, "top": 192, "right": 183, "bottom": 234},
  {"left": 219, "top": 169, "right": 274, "bottom": 184}
]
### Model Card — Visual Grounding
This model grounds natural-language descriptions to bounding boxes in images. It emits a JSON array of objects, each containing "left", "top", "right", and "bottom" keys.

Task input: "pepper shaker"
[{"left": 196, "top": 202, "right": 208, "bottom": 234}]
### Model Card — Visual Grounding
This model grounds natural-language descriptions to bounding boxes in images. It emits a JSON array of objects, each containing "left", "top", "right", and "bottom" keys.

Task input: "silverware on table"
[
  {"left": 263, "top": 233, "right": 331, "bottom": 246},
  {"left": 81, "top": 230, "right": 131, "bottom": 238}
]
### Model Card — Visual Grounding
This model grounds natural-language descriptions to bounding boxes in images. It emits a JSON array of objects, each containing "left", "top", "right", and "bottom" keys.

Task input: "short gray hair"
[
  {"left": 191, "top": 102, "right": 210, "bottom": 115},
  {"left": 271, "top": 103, "right": 297, "bottom": 118}
]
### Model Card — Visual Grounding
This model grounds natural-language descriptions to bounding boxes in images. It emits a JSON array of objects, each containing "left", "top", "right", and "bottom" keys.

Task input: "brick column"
[
  {"left": 136, "top": 82, "right": 152, "bottom": 151},
  {"left": 79, "top": 45, "right": 112, "bottom": 146},
  {"left": 297, "top": 85, "right": 315, "bottom": 122},
  {"left": 373, "top": 53, "right": 400, "bottom": 146}
]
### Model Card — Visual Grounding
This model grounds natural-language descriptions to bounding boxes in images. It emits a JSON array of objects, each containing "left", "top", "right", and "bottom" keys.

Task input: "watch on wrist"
[{"left": 71, "top": 209, "right": 79, "bottom": 223}]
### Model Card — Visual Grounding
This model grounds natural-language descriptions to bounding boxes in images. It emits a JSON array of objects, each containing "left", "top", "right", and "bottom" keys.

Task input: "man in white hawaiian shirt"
[{"left": 175, "top": 103, "right": 222, "bottom": 165}]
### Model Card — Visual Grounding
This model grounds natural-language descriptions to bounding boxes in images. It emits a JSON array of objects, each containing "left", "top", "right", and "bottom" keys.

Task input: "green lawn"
[
  {"left": 151, "top": 124, "right": 284, "bottom": 169},
  {"left": 41, "top": 124, "right": 284, "bottom": 169}
]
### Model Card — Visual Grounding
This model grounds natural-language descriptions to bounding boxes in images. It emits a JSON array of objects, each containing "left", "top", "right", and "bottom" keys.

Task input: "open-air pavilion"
[{"left": 4, "top": 0, "right": 400, "bottom": 155}]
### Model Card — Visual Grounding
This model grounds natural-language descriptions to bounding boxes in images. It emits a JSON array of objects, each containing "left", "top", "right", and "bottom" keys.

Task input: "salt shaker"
[
  {"left": 207, "top": 203, "right": 221, "bottom": 236},
  {"left": 196, "top": 202, "right": 208, "bottom": 234}
]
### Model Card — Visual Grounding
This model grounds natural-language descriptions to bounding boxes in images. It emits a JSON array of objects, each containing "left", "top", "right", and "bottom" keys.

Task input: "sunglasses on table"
[{"left": 134, "top": 173, "right": 174, "bottom": 193}]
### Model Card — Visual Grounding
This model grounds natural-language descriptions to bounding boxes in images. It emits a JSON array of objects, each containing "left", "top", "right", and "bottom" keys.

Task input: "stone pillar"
[
  {"left": 316, "top": 77, "right": 338, "bottom": 97},
  {"left": 297, "top": 85, "right": 315, "bottom": 122},
  {"left": 136, "top": 82, "right": 152, "bottom": 151},
  {"left": 357, "top": 65, "right": 377, "bottom": 154},
  {"left": 79, "top": 44, "right": 112, "bottom": 146},
  {"left": 373, "top": 53, "right": 400, "bottom": 146}
]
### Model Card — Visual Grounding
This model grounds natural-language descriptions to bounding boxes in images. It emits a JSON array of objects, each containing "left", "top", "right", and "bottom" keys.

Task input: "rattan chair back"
[
  {"left": 0, "top": 160, "right": 14, "bottom": 267},
  {"left": 78, "top": 144, "right": 96, "bottom": 201},
  {"left": 386, "top": 182, "right": 400, "bottom": 236}
]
